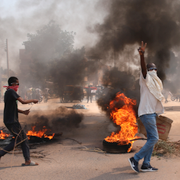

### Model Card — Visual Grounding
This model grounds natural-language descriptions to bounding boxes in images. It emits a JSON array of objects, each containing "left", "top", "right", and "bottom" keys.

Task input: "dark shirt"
[
  {"left": 87, "top": 87, "right": 91, "bottom": 96},
  {"left": 4, "top": 89, "right": 20, "bottom": 124}
]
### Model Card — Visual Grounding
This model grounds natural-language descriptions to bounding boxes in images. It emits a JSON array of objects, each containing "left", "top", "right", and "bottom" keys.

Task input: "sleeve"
[{"left": 10, "top": 90, "right": 20, "bottom": 100}]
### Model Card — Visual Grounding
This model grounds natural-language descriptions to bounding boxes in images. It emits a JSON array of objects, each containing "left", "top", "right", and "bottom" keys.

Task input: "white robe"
[{"left": 138, "top": 71, "right": 164, "bottom": 117}]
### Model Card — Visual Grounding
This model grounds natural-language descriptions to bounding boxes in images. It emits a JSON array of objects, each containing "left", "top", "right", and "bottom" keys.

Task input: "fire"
[
  {"left": 26, "top": 126, "right": 55, "bottom": 140},
  {"left": 0, "top": 126, "right": 55, "bottom": 140},
  {"left": 0, "top": 130, "right": 10, "bottom": 139},
  {"left": 105, "top": 92, "right": 138, "bottom": 152}
]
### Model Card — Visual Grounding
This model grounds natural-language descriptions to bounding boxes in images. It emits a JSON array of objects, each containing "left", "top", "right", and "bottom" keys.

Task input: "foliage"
[
  {"left": 23, "top": 21, "right": 75, "bottom": 62},
  {"left": 19, "top": 21, "right": 79, "bottom": 89}
]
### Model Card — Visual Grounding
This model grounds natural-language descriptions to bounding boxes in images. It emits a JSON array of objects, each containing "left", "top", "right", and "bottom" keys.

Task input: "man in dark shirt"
[
  {"left": 0, "top": 76, "right": 39, "bottom": 166},
  {"left": 87, "top": 85, "right": 92, "bottom": 103}
]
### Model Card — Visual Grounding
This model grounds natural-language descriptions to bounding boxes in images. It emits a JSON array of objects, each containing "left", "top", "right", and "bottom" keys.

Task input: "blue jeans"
[{"left": 134, "top": 113, "right": 159, "bottom": 166}]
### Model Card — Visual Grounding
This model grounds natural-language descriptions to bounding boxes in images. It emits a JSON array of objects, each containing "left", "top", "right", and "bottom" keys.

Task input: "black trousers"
[
  {"left": 87, "top": 94, "right": 92, "bottom": 103},
  {"left": 0, "top": 122, "right": 30, "bottom": 161}
]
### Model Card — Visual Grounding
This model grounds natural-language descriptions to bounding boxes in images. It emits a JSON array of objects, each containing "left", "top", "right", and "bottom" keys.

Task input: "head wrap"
[
  {"left": 146, "top": 70, "right": 164, "bottom": 101},
  {"left": 3, "top": 85, "right": 19, "bottom": 92}
]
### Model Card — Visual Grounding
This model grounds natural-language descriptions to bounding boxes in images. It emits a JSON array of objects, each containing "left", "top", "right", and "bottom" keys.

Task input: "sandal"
[{"left": 22, "top": 161, "right": 38, "bottom": 166}]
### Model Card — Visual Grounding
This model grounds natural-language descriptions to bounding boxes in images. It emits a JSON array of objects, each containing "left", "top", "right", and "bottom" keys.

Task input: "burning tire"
[{"left": 103, "top": 140, "right": 131, "bottom": 153}]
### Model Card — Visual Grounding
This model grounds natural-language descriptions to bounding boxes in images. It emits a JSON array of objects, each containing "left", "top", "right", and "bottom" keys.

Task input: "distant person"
[
  {"left": 32, "top": 88, "right": 36, "bottom": 99},
  {"left": 27, "top": 88, "right": 32, "bottom": 100},
  {"left": 128, "top": 42, "right": 164, "bottom": 173},
  {"left": 162, "top": 89, "right": 169, "bottom": 103},
  {"left": 43, "top": 88, "right": 49, "bottom": 103},
  {"left": 0, "top": 76, "right": 39, "bottom": 166},
  {"left": 87, "top": 85, "right": 92, "bottom": 103},
  {"left": 95, "top": 87, "right": 101, "bottom": 100}
]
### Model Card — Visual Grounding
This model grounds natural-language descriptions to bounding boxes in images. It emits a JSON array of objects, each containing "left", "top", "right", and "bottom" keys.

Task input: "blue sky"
[{"left": 1, "top": 0, "right": 17, "bottom": 17}]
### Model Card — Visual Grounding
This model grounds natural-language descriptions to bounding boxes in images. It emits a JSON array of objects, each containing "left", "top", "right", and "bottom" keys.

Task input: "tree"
[
  {"left": 23, "top": 21, "right": 75, "bottom": 62},
  {"left": 49, "top": 47, "right": 87, "bottom": 97},
  {"left": 19, "top": 21, "right": 75, "bottom": 88},
  {"left": 19, "top": 22, "right": 88, "bottom": 100}
]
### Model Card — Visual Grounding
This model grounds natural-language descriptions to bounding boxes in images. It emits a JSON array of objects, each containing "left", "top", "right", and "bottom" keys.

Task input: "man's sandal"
[{"left": 22, "top": 161, "right": 38, "bottom": 166}]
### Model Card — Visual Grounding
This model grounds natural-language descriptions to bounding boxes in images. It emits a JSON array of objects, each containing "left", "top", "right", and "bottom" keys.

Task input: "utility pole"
[{"left": 5, "top": 39, "right": 10, "bottom": 78}]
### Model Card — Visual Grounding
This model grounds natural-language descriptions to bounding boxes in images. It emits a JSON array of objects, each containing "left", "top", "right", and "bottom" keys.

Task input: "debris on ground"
[
  {"left": 73, "top": 104, "right": 87, "bottom": 109},
  {"left": 152, "top": 140, "right": 180, "bottom": 157}
]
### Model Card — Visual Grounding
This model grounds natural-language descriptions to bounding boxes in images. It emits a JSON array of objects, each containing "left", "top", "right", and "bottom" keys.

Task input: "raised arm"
[
  {"left": 17, "top": 97, "right": 38, "bottom": 104},
  {"left": 138, "top": 41, "right": 147, "bottom": 79}
]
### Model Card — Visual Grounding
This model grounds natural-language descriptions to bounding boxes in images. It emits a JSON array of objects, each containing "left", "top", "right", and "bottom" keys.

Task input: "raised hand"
[{"left": 138, "top": 41, "right": 147, "bottom": 55}]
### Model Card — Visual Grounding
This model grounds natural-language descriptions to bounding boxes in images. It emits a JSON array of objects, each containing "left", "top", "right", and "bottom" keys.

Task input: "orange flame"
[
  {"left": 26, "top": 126, "right": 55, "bottom": 140},
  {"left": 0, "top": 126, "right": 55, "bottom": 140},
  {"left": 105, "top": 92, "right": 138, "bottom": 152},
  {"left": 0, "top": 130, "right": 10, "bottom": 139}
]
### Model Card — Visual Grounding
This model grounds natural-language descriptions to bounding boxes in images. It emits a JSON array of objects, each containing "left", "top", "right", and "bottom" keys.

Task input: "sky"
[
  {"left": 0, "top": 0, "right": 109, "bottom": 70},
  {"left": 1, "top": 0, "right": 180, "bottom": 94}
]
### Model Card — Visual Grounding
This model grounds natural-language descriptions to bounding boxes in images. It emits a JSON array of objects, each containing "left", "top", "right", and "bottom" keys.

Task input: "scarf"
[
  {"left": 3, "top": 85, "right": 19, "bottom": 92},
  {"left": 146, "top": 70, "right": 164, "bottom": 101}
]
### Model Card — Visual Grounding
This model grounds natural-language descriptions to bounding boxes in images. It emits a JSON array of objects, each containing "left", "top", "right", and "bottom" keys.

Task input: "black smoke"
[
  {"left": 49, "top": 47, "right": 87, "bottom": 98},
  {"left": 97, "top": 67, "right": 139, "bottom": 116},
  {"left": 24, "top": 107, "right": 83, "bottom": 133},
  {"left": 90, "top": 0, "right": 180, "bottom": 114},
  {"left": 18, "top": 22, "right": 92, "bottom": 101},
  {"left": 91, "top": 0, "right": 180, "bottom": 80}
]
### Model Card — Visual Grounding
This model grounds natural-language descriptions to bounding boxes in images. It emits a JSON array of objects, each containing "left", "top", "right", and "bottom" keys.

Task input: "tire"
[{"left": 171, "top": 96, "right": 176, "bottom": 101}]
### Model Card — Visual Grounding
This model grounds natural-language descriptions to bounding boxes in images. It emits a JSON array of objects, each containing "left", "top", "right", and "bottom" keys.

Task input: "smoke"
[
  {"left": 1, "top": 0, "right": 180, "bottom": 107},
  {"left": 0, "top": 0, "right": 108, "bottom": 72},
  {"left": 49, "top": 47, "right": 87, "bottom": 97},
  {"left": 90, "top": 0, "right": 180, "bottom": 82},
  {"left": 97, "top": 87, "right": 139, "bottom": 117},
  {"left": 24, "top": 107, "right": 84, "bottom": 133},
  {"left": 89, "top": 0, "right": 180, "bottom": 114}
]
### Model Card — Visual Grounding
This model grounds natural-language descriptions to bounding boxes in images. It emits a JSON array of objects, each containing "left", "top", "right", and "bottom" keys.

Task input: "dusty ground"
[{"left": 0, "top": 97, "right": 180, "bottom": 180}]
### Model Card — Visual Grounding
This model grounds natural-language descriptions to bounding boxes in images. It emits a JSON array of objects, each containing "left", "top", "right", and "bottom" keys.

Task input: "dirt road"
[{"left": 0, "top": 98, "right": 180, "bottom": 180}]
